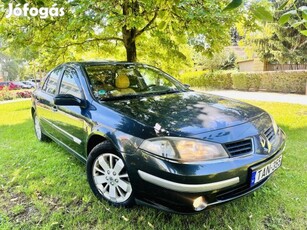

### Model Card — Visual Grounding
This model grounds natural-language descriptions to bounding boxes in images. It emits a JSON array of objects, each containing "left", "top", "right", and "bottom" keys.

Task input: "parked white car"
[
  {"left": 13, "top": 81, "right": 33, "bottom": 89},
  {"left": 22, "top": 81, "right": 36, "bottom": 88}
]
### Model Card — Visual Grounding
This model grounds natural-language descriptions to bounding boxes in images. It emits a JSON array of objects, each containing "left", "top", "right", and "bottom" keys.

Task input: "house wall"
[
  {"left": 252, "top": 59, "right": 265, "bottom": 71},
  {"left": 237, "top": 59, "right": 265, "bottom": 72}
]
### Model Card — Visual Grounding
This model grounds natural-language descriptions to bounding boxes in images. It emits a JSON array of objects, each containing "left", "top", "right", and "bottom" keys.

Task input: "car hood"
[{"left": 103, "top": 91, "right": 265, "bottom": 136}]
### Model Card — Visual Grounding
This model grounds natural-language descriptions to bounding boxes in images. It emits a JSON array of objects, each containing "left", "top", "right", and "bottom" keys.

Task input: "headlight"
[{"left": 139, "top": 137, "right": 229, "bottom": 162}]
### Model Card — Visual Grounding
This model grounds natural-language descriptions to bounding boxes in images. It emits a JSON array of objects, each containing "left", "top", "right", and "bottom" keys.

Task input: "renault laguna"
[{"left": 31, "top": 61, "right": 286, "bottom": 213}]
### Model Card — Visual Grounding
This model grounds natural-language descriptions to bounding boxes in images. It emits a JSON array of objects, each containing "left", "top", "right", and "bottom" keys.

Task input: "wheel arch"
[{"left": 86, "top": 132, "right": 121, "bottom": 158}]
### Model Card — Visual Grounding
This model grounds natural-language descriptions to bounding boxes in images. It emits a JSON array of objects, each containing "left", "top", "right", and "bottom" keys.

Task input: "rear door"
[{"left": 35, "top": 67, "right": 63, "bottom": 138}]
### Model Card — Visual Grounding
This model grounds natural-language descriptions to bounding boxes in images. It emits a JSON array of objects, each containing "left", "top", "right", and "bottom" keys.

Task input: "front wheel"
[{"left": 86, "top": 142, "right": 135, "bottom": 207}]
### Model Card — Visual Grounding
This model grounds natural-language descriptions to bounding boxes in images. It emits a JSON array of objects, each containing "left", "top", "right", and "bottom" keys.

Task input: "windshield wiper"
[
  {"left": 100, "top": 94, "right": 141, "bottom": 101},
  {"left": 154, "top": 89, "right": 181, "bottom": 95}
]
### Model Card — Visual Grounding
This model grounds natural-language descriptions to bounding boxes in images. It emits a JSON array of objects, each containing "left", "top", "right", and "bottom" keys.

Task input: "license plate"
[{"left": 250, "top": 155, "right": 282, "bottom": 186}]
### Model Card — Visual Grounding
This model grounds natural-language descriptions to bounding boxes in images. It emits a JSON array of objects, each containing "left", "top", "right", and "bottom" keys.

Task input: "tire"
[
  {"left": 33, "top": 113, "right": 48, "bottom": 142},
  {"left": 86, "top": 142, "right": 135, "bottom": 207}
]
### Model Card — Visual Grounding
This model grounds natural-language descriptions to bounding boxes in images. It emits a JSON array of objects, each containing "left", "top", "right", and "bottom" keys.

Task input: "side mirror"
[
  {"left": 54, "top": 94, "right": 86, "bottom": 107},
  {"left": 183, "top": 84, "right": 190, "bottom": 89}
]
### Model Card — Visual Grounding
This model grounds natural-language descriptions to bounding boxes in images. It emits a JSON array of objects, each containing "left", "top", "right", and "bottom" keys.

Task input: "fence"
[{"left": 266, "top": 64, "right": 307, "bottom": 71}]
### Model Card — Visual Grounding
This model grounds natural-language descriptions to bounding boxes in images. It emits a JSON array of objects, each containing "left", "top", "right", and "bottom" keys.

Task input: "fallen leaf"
[
  {"left": 148, "top": 222, "right": 154, "bottom": 229},
  {"left": 121, "top": 215, "right": 129, "bottom": 222},
  {"left": 51, "top": 222, "right": 59, "bottom": 226}
]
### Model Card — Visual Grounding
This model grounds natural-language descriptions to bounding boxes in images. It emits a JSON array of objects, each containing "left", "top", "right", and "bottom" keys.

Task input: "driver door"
[{"left": 52, "top": 67, "right": 88, "bottom": 156}]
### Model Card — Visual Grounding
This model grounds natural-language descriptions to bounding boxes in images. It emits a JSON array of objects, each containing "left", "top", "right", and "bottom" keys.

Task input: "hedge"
[
  {"left": 178, "top": 70, "right": 307, "bottom": 94},
  {"left": 232, "top": 71, "right": 307, "bottom": 94},
  {"left": 178, "top": 71, "right": 233, "bottom": 89}
]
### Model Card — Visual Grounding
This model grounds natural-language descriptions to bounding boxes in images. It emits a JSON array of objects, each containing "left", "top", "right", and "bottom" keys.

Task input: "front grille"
[
  {"left": 264, "top": 126, "right": 275, "bottom": 141},
  {"left": 224, "top": 139, "right": 253, "bottom": 156}
]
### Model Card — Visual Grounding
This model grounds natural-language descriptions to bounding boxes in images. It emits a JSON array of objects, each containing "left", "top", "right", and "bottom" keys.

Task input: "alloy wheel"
[{"left": 92, "top": 153, "right": 132, "bottom": 203}]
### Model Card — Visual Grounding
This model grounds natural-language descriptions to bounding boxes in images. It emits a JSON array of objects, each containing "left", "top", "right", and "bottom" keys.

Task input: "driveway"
[{"left": 200, "top": 90, "right": 307, "bottom": 105}]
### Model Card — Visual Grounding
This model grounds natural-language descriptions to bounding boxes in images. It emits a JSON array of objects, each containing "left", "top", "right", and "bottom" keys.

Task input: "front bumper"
[
  {"left": 124, "top": 130, "right": 286, "bottom": 214},
  {"left": 138, "top": 170, "right": 240, "bottom": 193}
]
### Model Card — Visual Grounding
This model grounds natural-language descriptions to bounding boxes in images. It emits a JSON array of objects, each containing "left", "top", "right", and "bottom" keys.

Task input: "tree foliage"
[
  {"left": 0, "top": 0, "right": 241, "bottom": 72},
  {"left": 0, "top": 53, "right": 19, "bottom": 81},
  {"left": 193, "top": 49, "right": 236, "bottom": 71},
  {"left": 237, "top": 0, "right": 307, "bottom": 64},
  {"left": 278, "top": 0, "right": 307, "bottom": 36}
]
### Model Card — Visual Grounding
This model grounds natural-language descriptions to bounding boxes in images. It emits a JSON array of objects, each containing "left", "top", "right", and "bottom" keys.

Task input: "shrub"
[
  {"left": 232, "top": 71, "right": 307, "bottom": 94},
  {"left": 16, "top": 91, "right": 32, "bottom": 98},
  {"left": 0, "top": 86, "right": 14, "bottom": 101},
  {"left": 0, "top": 88, "right": 32, "bottom": 101},
  {"left": 232, "top": 72, "right": 261, "bottom": 91},
  {"left": 178, "top": 71, "right": 233, "bottom": 89}
]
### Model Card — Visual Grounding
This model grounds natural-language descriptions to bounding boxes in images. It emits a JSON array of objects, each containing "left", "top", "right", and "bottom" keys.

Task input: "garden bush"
[
  {"left": 0, "top": 88, "right": 32, "bottom": 101},
  {"left": 232, "top": 72, "right": 261, "bottom": 91},
  {"left": 178, "top": 71, "right": 233, "bottom": 89},
  {"left": 232, "top": 71, "right": 307, "bottom": 94},
  {"left": 16, "top": 91, "right": 32, "bottom": 98},
  {"left": 0, "top": 86, "right": 14, "bottom": 101}
]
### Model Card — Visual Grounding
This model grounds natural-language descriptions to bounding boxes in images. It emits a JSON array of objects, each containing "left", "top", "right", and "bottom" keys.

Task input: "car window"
[
  {"left": 59, "top": 68, "right": 82, "bottom": 99},
  {"left": 138, "top": 67, "right": 176, "bottom": 89},
  {"left": 85, "top": 65, "right": 115, "bottom": 92},
  {"left": 84, "top": 64, "right": 185, "bottom": 100},
  {"left": 42, "top": 68, "right": 62, "bottom": 95}
]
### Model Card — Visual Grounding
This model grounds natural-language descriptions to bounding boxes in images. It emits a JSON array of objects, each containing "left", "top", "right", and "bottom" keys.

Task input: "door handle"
[{"left": 52, "top": 105, "right": 58, "bottom": 112}]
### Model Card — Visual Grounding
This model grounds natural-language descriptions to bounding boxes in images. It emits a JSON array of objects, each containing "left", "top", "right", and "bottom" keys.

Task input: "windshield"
[{"left": 84, "top": 64, "right": 187, "bottom": 100}]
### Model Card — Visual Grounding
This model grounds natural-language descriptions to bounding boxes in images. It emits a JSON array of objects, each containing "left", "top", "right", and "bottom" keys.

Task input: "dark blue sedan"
[{"left": 31, "top": 61, "right": 286, "bottom": 213}]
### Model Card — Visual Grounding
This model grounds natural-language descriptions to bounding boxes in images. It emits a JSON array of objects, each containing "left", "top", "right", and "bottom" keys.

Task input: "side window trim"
[
  {"left": 42, "top": 67, "right": 64, "bottom": 96},
  {"left": 41, "top": 74, "right": 50, "bottom": 92},
  {"left": 59, "top": 67, "right": 84, "bottom": 99}
]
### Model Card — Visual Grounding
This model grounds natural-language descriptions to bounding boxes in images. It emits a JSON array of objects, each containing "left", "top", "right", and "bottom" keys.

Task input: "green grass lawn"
[{"left": 0, "top": 100, "right": 306, "bottom": 229}]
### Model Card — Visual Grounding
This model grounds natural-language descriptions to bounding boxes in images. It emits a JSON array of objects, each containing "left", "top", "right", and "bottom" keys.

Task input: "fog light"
[{"left": 193, "top": 196, "right": 207, "bottom": 211}]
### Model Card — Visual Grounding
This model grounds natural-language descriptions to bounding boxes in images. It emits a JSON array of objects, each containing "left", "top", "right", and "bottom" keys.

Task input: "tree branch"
[
  {"left": 291, "top": 38, "right": 307, "bottom": 52},
  {"left": 135, "top": 8, "right": 159, "bottom": 37},
  {"left": 43, "top": 37, "right": 122, "bottom": 50},
  {"left": 53, "top": 37, "right": 124, "bottom": 49},
  {"left": 0, "top": 12, "right": 5, "bottom": 22}
]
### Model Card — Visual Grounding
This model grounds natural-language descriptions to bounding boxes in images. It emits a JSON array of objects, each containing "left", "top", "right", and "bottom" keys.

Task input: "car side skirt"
[{"left": 42, "top": 128, "right": 87, "bottom": 163}]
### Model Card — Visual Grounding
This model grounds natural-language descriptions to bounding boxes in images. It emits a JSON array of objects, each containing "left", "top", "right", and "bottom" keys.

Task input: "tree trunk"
[
  {"left": 122, "top": 27, "right": 137, "bottom": 62},
  {"left": 125, "top": 40, "right": 137, "bottom": 62},
  {"left": 122, "top": 0, "right": 138, "bottom": 62}
]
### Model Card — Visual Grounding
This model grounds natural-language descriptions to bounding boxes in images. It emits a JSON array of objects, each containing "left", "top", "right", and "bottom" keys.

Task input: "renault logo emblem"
[{"left": 260, "top": 135, "right": 272, "bottom": 154}]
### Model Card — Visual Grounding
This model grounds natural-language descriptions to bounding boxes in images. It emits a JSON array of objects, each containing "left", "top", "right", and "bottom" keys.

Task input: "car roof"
[{"left": 62, "top": 61, "right": 147, "bottom": 69}]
